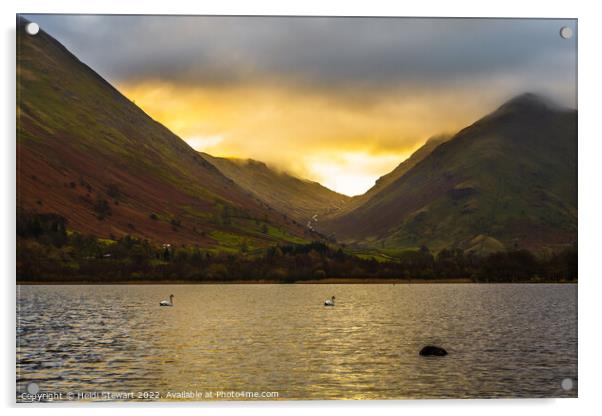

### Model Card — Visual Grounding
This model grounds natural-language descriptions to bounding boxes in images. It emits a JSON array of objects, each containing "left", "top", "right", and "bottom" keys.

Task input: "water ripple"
[{"left": 16, "top": 284, "right": 577, "bottom": 401}]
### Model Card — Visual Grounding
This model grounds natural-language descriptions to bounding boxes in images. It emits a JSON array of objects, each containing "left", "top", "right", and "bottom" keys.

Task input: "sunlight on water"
[{"left": 16, "top": 284, "right": 577, "bottom": 401}]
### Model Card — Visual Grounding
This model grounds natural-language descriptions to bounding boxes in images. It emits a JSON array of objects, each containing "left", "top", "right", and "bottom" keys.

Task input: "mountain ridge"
[
  {"left": 321, "top": 92, "right": 577, "bottom": 252},
  {"left": 328, "top": 133, "right": 451, "bottom": 217}
]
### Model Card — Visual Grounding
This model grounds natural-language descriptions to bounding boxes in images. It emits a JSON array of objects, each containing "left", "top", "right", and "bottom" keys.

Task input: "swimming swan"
[
  {"left": 324, "top": 295, "right": 335, "bottom": 306},
  {"left": 160, "top": 294, "right": 174, "bottom": 307}
]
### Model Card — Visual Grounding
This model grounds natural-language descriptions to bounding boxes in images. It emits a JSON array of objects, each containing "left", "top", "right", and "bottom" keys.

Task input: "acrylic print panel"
[{"left": 16, "top": 15, "right": 577, "bottom": 402}]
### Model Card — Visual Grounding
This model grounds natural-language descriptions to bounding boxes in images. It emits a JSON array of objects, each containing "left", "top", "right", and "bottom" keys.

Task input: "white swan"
[
  {"left": 160, "top": 294, "right": 174, "bottom": 307},
  {"left": 324, "top": 295, "right": 335, "bottom": 306}
]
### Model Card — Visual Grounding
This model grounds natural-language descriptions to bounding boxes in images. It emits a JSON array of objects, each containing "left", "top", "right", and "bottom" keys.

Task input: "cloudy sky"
[{"left": 24, "top": 15, "right": 577, "bottom": 195}]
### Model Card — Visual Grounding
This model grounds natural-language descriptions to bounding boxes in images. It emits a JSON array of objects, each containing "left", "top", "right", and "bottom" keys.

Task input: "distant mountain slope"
[
  {"left": 16, "top": 18, "right": 307, "bottom": 249},
  {"left": 200, "top": 154, "right": 349, "bottom": 223},
  {"left": 322, "top": 93, "right": 577, "bottom": 252}
]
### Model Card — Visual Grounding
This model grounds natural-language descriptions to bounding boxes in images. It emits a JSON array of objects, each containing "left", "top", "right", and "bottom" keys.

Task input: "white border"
[{"left": 3, "top": 1, "right": 601, "bottom": 415}]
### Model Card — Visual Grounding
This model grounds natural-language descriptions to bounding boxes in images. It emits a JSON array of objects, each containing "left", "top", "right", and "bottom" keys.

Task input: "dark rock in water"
[{"left": 419, "top": 345, "right": 448, "bottom": 356}]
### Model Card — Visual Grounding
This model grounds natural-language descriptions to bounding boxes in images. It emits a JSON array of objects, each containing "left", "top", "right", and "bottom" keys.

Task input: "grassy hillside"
[
  {"left": 330, "top": 134, "right": 450, "bottom": 217},
  {"left": 322, "top": 93, "right": 577, "bottom": 253},
  {"left": 16, "top": 17, "right": 309, "bottom": 250},
  {"left": 201, "top": 154, "right": 349, "bottom": 224},
  {"left": 368, "top": 134, "right": 450, "bottom": 197}
]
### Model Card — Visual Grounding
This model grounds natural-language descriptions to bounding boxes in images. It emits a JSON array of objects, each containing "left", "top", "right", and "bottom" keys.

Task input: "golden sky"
[
  {"left": 118, "top": 80, "right": 491, "bottom": 196},
  {"left": 30, "top": 16, "right": 576, "bottom": 196}
]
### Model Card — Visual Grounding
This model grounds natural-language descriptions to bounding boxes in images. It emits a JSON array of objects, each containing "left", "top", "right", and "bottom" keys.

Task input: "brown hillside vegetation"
[{"left": 16, "top": 17, "right": 309, "bottom": 250}]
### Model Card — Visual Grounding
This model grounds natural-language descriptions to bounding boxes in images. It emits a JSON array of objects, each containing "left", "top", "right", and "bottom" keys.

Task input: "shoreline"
[{"left": 16, "top": 278, "right": 576, "bottom": 285}]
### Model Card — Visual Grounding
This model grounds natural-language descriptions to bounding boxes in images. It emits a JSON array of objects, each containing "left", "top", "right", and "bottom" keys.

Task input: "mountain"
[
  {"left": 322, "top": 93, "right": 577, "bottom": 253},
  {"left": 16, "top": 18, "right": 308, "bottom": 250},
  {"left": 200, "top": 154, "right": 349, "bottom": 224}
]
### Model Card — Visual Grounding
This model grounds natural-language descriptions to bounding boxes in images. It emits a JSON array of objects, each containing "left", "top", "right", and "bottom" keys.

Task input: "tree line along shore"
[{"left": 17, "top": 211, "right": 577, "bottom": 284}]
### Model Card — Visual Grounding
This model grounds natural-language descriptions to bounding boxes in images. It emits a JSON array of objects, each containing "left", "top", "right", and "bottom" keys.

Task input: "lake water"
[{"left": 16, "top": 284, "right": 577, "bottom": 401}]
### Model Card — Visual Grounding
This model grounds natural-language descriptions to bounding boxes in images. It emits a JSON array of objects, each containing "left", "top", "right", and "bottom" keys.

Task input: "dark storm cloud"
[{"left": 23, "top": 15, "right": 576, "bottom": 99}]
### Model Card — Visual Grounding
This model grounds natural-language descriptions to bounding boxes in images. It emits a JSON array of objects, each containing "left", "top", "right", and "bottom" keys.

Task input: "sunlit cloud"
[
  {"left": 116, "top": 70, "right": 574, "bottom": 196},
  {"left": 185, "top": 135, "right": 224, "bottom": 152},
  {"left": 306, "top": 152, "right": 406, "bottom": 196},
  {"left": 117, "top": 80, "right": 479, "bottom": 195}
]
